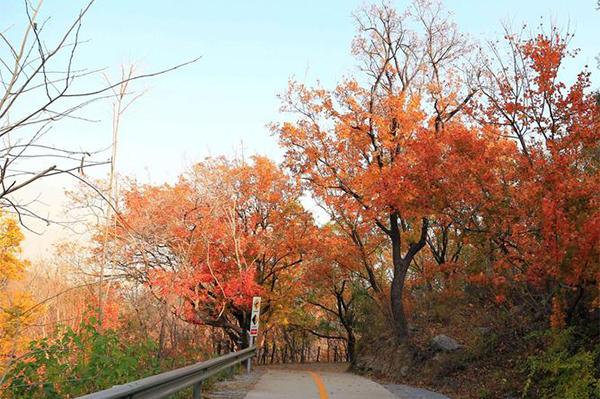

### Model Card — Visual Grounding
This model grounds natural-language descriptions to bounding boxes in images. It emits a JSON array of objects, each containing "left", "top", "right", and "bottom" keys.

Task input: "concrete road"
[{"left": 243, "top": 369, "right": 398, "bottom": 399}]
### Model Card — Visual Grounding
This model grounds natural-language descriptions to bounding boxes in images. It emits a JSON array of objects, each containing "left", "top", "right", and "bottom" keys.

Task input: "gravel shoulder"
[{"left": 205, "top": 368, "right": 265, "bottom": 399}]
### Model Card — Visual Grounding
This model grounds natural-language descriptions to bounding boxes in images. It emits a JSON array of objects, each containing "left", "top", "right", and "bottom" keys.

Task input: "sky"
[{"left": 2, "top": 0, "right": 598, "bottom": 258}]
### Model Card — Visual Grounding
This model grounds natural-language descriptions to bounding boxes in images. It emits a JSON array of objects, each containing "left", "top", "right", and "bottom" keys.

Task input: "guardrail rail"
[{"left": 76, "top": 346, "right": 256, "bottom": 399}]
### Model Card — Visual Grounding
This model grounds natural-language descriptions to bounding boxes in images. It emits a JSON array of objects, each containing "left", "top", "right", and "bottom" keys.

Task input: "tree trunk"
[
  {"left": 346, "top": 332, "right": 356, "bottom": 365},
  {"left": 270, "top": 342, "right": 276, "bottom": 364},
  {"left": 158, "top": 311, "right": 166, "bottom": 359},
  {"left": 388, "top": 214, "right": 428, "bottom": 342},
  {"left": 389, "top": 213, "right": 409, "bottom": 340},
  {"left": 390, "top": 262, "right": 409, "bottom": 340}
]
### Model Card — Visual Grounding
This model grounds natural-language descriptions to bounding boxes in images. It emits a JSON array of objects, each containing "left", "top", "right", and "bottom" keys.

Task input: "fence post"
[{"left": 193, "top": 382, "right": 202, "bottom": 399}]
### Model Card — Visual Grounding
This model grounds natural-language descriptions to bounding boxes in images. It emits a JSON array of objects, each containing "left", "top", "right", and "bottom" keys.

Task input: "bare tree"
[{"left": 0, "top": 0, "right": 198, "bottom": 228}]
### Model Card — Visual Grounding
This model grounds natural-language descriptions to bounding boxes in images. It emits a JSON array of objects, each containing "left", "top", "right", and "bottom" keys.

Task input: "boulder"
[{"left": 431, "top": 334, "right": 461, "bottom": 352}]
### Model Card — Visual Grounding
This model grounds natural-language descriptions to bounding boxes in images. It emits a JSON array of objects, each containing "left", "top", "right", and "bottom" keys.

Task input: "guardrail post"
[{"left": 193, "top": 381, "right": 202, "bottom": 399}]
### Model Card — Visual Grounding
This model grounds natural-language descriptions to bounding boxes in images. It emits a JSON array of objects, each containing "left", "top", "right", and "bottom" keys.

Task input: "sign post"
[{"left": 247, "top": 296, "right": 261, "bottom": 373}]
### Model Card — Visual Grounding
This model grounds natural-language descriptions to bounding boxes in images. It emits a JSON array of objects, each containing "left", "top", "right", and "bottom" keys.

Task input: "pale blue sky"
[{"left": 1, "top": 0, "right": 598, "bottom": 256}]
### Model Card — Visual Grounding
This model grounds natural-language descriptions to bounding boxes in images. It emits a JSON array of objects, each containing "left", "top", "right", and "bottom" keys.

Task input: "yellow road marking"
[{"left": 308, "top": 371, "right": 329, "bottom": 399}]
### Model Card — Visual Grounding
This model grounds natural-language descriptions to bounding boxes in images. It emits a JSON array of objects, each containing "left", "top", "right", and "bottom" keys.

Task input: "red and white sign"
[{"left": 249, "top": 296, "right": 261, "bottom": 337}]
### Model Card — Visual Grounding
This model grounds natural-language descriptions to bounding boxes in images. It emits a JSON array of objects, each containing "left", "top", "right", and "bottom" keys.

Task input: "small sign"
[{"left": 249, "top": 296, "right": 261, "bottom": 337}]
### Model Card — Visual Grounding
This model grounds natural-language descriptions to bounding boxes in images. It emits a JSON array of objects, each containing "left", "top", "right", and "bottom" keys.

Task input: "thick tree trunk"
[
  {"left": 231, "top": 307, "right": 250, "bottom": 349},
  {"left": 389, "top": 213, "right": 409, "bottom": 340},
  {"left": 390, "top": 262, "right": 409, "bottom": 340},
  {"left": 388, "top": 214, "right": 428, "bottom": 342}
]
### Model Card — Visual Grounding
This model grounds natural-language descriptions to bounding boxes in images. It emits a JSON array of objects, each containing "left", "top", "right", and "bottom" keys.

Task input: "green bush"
[
  {"left": 1, "top": 319, "right": 161, "bottom": 398},
  {"left": 523, "top": 329, "right": 600, "bottom": 399}
]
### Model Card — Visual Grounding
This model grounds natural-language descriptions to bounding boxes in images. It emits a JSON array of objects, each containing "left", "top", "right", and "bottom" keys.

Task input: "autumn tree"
[
  {"left": 299, "top": 225, "right": 376, "bottom": 364},
  {"left": 470, "top": 27, "right": 600, "bottom": 326},
  {"left": 0, "top": 212, "right": 37, "bottom": 377},
  {"left": 103, "top": 156, "right": 314, "bottom": 348},
  {"left": 274, "top": 1, "right": 483, "bottom": 341}
]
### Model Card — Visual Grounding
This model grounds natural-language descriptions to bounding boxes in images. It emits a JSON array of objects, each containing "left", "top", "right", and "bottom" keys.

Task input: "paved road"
[{"left": 243, "top": 369, "right": 399, "bottom": 399}]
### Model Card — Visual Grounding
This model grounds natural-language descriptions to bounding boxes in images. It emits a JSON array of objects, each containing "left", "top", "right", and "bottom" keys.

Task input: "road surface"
[{"left": 243, "top": 369, "right": 398, "bottom": 399}]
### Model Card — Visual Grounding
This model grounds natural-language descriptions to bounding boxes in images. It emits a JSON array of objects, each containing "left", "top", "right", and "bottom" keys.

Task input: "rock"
[
  {"left": 431, "top": 334, "right": 461, "bottom": 352},
  {"left": 400, "top": 365, "right": 409, "bottom": 377}
]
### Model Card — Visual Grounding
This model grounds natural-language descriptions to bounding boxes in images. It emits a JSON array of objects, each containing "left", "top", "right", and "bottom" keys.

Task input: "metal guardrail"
[{"left": 76, "top": 346, "right": 256, "bottom": 399}]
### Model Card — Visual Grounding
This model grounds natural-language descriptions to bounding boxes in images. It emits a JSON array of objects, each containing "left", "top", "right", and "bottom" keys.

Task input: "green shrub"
[
  {"left": 1, "top": 319, "right": 161, "bottom": 398},
  {"left": 523, "top": 329, "right": 600, "bottom": 399}
]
